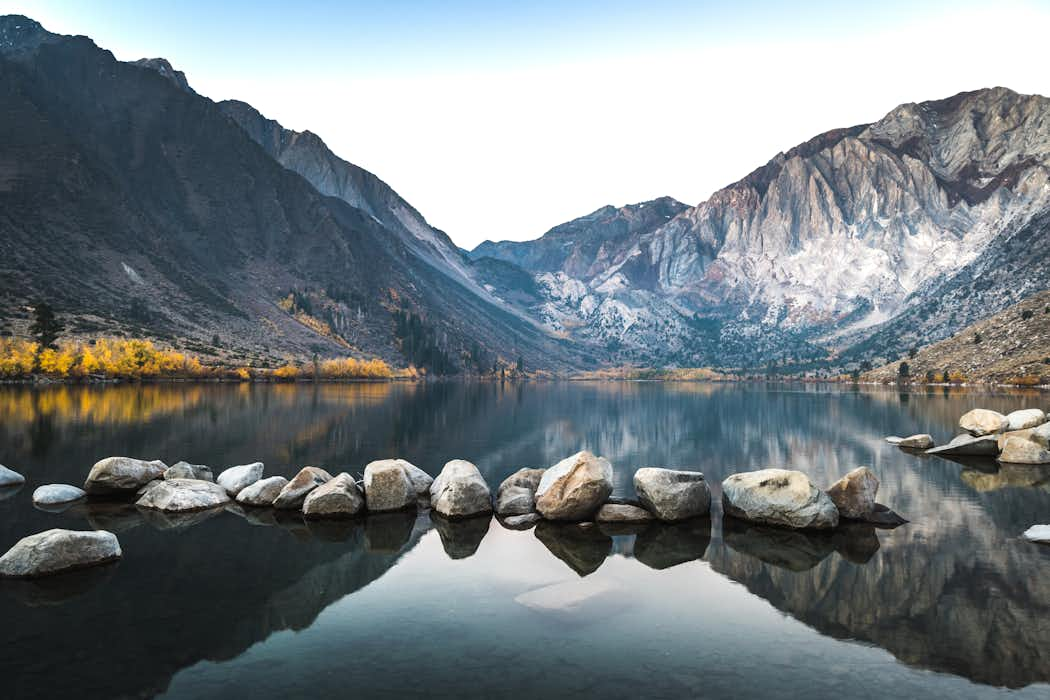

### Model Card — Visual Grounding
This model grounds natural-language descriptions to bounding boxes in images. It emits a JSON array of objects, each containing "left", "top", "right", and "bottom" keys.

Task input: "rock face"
[
  {"left": 32, "top": 484, "right": 86, "bottom": 506},
  {"left": 84, "top": 457, "right": 168, "bottom": 495},
  {"left": 1007, "top": 409, "right": 1046, "bottom": 431},
  {"left": 302, "top": 473, "right": 365, "bottom": 519},
  {"left": 216, "top": 462, "right": 264, "bottom": 497},
  {"left": 722, "top": 469, "right": 839, "bottom": 530},
  {"left": 595, "top": 503, "right": 654, "bottom": 522},
  {"left": 535, "top": 451, "right": 613, "bottom": 521},
  {"left": 0, "top": 529, "right": 122, "bottom": 578},
  {"left": 430, "top": 460, "right": 492, "bottom": 519},
  {"left": 999, "top": 436, "right": 1050, "bottom": 464},
  {"left": 960, "top": 409, "right": 1010, "bottom": 436},
  {"left": 0, "top": 464, "right": 26, "bottom": 487},
  {"left": 273, "top": 467, "right": 333, "bottom": 510},
  {"left": 495, "top": 486, "right": 534, "bottom": 516},
  {"left": 136, "top": 478, "right": 230, "bottom": 512},
  {"left": 825, "top": 467, "right": 879, "bottom": 519},
  {"left": 897, "top": 434, "right": 934, "bottom": 449},
  {"left": 235, "top": 476, "right": 289, "bottom": 506},
  {"left": 1023, "top": 524, "right": 1050, "bottom": 544},
  {"left": 363, "top": 460, "right": 416, "bottom": 512},
  {"left": 164, "top": 462, "right": 214, "bottom": 482},
  {"left": 633, "top": 468, "right": 711, "bottom": 521},
  {"left": 927, "top": 434, "right": 1001, "bottom": 456}
]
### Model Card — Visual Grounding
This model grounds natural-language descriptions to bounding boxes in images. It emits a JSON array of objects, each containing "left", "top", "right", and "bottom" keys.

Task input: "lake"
[{"left": 1, "top": 381, "right": 1049, "bottom": 699}]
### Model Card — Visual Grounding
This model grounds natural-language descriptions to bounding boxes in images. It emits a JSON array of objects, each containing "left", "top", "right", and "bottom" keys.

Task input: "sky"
[{"left": 3, "top": 0, "right": 1050, "bottom": 248}]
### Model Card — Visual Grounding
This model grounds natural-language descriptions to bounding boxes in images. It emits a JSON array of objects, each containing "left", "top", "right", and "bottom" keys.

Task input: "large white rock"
[
  {"left": 897, "top": 434, "right": 934, "bottom": 449},
  {"left": 216, "top": 462, "right": 264, "bottom": 496},
  {"left": 999, "top": 436, "right": 1050, "bottom": 464},
  {"left": 303, "top": 473, "right": 364, "bottom": 518},
  {"left": 0, "top": 464, "right": 26, "bottom": 487},
  {"left": 927, "top": 434, "right": 1001, "bottom": 457},
  {"left": 397, "top": 460, "right": 434, "bottom": 498},
  {"left": 363, "top": 460, "right": 416, "bottom": 512},
  {"left": 273, "top": 466, "right": 333, "bottom": 510},
  {"left": 1006, "top": 409, "right": 1046, "bottom": 432},
  {"left": 721, "top": 469, "right": 839, "bottom": 530},
  {"left": 136, "top": 478, "right": 230, "bottom": 512},
  {"left": 235, "top": 476, "right": 288, "bottom": 506},
  {"left": 1023, "top": 524, "right": 1050, "bottom": 544},
  {"left": 825, "top": 466, "right": 879, "bottom": 519},
  {"left": 32, "top": 484, "right": 86, "bottom": 506},
  {"left": 959, "top": 409, "right": 1009, "bottom": 436},
  {"left": 430, "top": 459, "right": 492, "bottom": 518},
  {"left": 164, "top": 461, "right": 214, "bottom": 482},
  {"left": 535, "top": 451, "right": 613, "bottom": 521},
  {"left": 84, "top": 457, "right": 168, "bottom": 495},
  {"left": 0, "top": 529, "right": 122, "bottom": 578},
  {"left": 633, "top": 468, "right": 711, "bottom": 521}
]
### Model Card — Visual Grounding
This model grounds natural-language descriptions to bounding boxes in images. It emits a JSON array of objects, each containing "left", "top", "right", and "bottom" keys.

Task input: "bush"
[{"left": 1022, "top": 309, "right": 1034, "bottom": 320}]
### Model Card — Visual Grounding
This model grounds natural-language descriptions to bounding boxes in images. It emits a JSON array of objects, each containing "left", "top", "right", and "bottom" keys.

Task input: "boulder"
[
  {"left": 0, "top": 529, "right": 122, "bottom": 578},
  {"left": 926, "top": 434, "right": 1001, "bottom": 457},
  {"left": 164, "top": 461, "right": 214, "bottom": 482},
  {"left": 235, "top": 476, "right": 289, "bottom": 506},
  {"left": 897, "top": 434, "right": 934, "bottom": 449},
  {"left": 32, "top": 484, "right": 86, "bottom": 506},
  {"left": 595, "top": 503, "right": 653, "bottom": 523},
  {"left": 302, "top": 473, "right": 364, "bottom": 518},
  {"left": 1006, "top": 408, "right": 1046, "bottom": 431},
  {"left": 721, "top": 469, "right": 839, "bottom": 530},
  {"left": 216, "top": 462, "right": 264, "bottom": 496},
  {"left": 633, "top": 468, "right": 711, "bottom": 521},
  {"left": 397, "top": 460, "right": 434, "bottom": 498},
  {"left": 884, "top": 436, "right": 904, "bottom": 445},
  {"left": 1032, "top": 422, "right": 1050, "bottom": 448},
  {"left": 825, "top": 466, "right": 879, "bottom": 519},
  {"left": 959, "top": 409, "right": 1009, "bottom": 436},
  {"left": 998, "top": 436, "right": 1050, "bottom": 465},
  {"left": 998, "top": 428, "right": 1036, "bottom": 451},
  {"left": 500, "top": 512, "right": 542, "bottom": 530},
  {"left": 363, "top": 460, "right": 416, "bottom": 512},
  {"left": 0, "top": 464, "right": 26, "bottom": 487},
  {"left": 135, "top": 478, "right": 230, "bottom": 512},
  {"left": 1022, "top": 524, "right": 1050, "bottom": 544},
  {"left": 495, "top": 485, "right": 534, "bottom": 516},
  {"left": 535, "top": 451, "right": 613, "bottom": 521},
  {"left": 273, "top": 466, "right": 333, "bottom": 510},
  {"left": 84, "top": 457, "right": 168, "bottom": 495},
  {"left": 430, "top": 459, "right": 492, "bottom": 519},
  {"left": 497, "top": 468, "right": 546, "bottom": 498}
]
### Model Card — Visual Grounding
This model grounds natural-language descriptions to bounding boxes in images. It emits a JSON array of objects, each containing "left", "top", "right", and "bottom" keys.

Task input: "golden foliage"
[{"left": 0, "top": 339, "right": 38, "bottom": 377}]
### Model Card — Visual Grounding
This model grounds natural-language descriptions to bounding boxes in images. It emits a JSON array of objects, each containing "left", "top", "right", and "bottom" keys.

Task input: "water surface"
[{"left": 1, "top": 382, "right": 1049, "bottom": 699}]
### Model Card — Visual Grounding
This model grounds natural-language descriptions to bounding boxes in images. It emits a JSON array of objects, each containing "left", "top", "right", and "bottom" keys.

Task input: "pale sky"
[{"left": 4, "top": 0, "right": 1050, "bottom": 248}]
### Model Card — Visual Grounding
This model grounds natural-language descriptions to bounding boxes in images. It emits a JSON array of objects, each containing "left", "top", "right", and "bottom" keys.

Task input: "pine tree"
[{"left": 29, "top": 302, "right": 63, "bottom": 350}]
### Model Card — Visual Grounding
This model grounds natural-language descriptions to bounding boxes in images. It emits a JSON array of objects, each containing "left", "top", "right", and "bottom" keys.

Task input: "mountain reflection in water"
[{"left": 1, "top": 382, "right": 1049, "bottom": 699}]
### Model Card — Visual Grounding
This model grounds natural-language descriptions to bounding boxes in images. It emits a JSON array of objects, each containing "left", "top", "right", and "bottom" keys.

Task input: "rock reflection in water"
[
  {"left": 365, "top": 510, "right": 419, "bottom": 553},
  {"left": 0, "top": 562, "right": 118, "bottom": 607},
  {"left": 432, "top": 512, "right": 491, "bottom": 559},
  {"left": 137, "top": 505, "right": 225, "bottom": 532},
  {"left": 534, "top": 521, "right": 612, "bottom": 576},
  {"left": 722, "top": 518, "right": 879, "bottom": 571},
  {"left": 634, "top": 518, "right": 712, "bottom": 570}
]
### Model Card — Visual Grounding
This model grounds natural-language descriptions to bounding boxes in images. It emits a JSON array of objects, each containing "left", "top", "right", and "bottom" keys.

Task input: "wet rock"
[
  {"left": 897, "top": 434, "right": 934, "bottom": 449},
  {"left": 399, "top": 461, "right": 434, "bottom": 499},
  {"left": 634, "top": 519, "right": 711, "bottom": 569},
  {"left": 135, "top": 478, "right": 230, "bottom": 512},
  {"left": 1006, "top": 408, "right": 1046, "bottom": 431},
  {"left": 363, "top": 459, "right": 416, "bottom": 512},
  {"left": 273, "top": 466, "right": 333, "bottom": 510},
  {"left": 0, "top": 464, "right": 26, "bottom": 487},
  {"left": 634, "top": 468, "right": 711, "bottom": 521},
  {"left": 884, "top": 436, "right": 904, "bottom": 445},
  {"left": 432, "top": 511, "right": 491, "bottom": 559},
  {"left": 514, "top": 577, "right": 629, "bottom": 620},
  {"left": 595, "top": 503, "right": 654, "bottom": 523},
  {"left": 430, "top": 459, "right": 492, "bottom": 519},
  {"left": 495, "top": 485, "right": 534, "bottom": 516},
  {"left": 216, "top": 462, "right": 264, "bottom": 497},
  {"left": 861, "top": 503, "right": 909, "bottom": 528},
  {"left": 926, "top": 434, "right": 1001, "bottom": 457},
  {"left": 721, "top": 468, "right": 839, "bottom": 530},
  {"left": 535, "top": 451, "right": 613, "bottom": 521},
  {"left": 534, "top": 521, "right": 611, "bottom": 576},
  {"left": 1023, "top": 524, "right": 1050, "bottom": 544},
  {"left": 497, "top": 468, "right": 545, "bottom": 497},
  {"left": 500, "top": 512, "right": 542, "bottom": 530},
  {"left": 998, "top": 428, "right": 1036, "bottom": 451},
  {"left": 302, "top": 473, "right": 364, "bottom": 519},
  {"left": 1032, "top": 422, "right": 1050, "bottom": 448},
  {"left": 0, "top": 529, "right": 122, "bottom": 578},
  {"left": 235, "top": 476, "right": 288, "bottom": 506},
  {"left": 826, "top": 466, "right": 879, "bottom": 519},
  {"left": 32, "top": 484, "right": 86, "bottom": 506},
  {"left": 84, "top": 457, "right": 167, "bottom": 495},
  {"left": 959, "top": 409, "right": 1009, "bottom": 436},
  {"left": 999, "top": 436, "right": 1050, "bottom": 465},
  {"left": 163, "top": 461, "right": 214, "bottom": 482}
]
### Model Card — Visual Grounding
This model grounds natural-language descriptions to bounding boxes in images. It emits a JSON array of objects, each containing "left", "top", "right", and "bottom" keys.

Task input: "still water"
[{"left": 1, "top": 381, "right": 1049, "bottom": 699}]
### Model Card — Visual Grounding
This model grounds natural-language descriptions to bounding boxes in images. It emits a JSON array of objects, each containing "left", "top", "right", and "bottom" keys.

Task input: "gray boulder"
[
  {"left": 500, "top": 512, "right": 542, "bottom": 530},
  {"left": 535, "top": 451, "right": 613, "bottom": 521},
  {"left": 397, "top": 460, "right": 434, "bottom": 499},
  {"left": 0, "top": 529, "right": 122, "bottom": 578},
  {"left": 1006, "top": 408, "right": 1046, "bottom": 431},
  {"left": 595, "top": 503, "right": 654, "bottom": 522},
  {"left": 430, "top": 460, "right": 492, "bottom": 519},
  {"left": 235, "top": 476, "right": 289, "bottom": 506},
  {"left": 32, "top": 484, "right": 86, "bottom": 506},
  {"left": 721, "top": 468, "right": 839, "bottom": 530},
  {"left": 959, "top": 409, "right": 1009, "bottom": 436},
  {"left": 884, "top": 436, "right": 904, "bottom": 445},
  {"left": 363, "top": 459, "right": 416, "bottom": 512},
  {"left": 164, "top": 462, "right": 214, "bottom": 482},
  {"left": 497, "top": 468, "right": 546, "bottom": 498},
  {"left": 135, "top": 478, "right": 230, "bottom": 512},
  {"left": 273, "top": 466, "right": 333, "bottom": 510},
  {"left": 84, "top": 457, "right": 168, "bottom": 495},
  {"left": 216, "top": 462, "right": 264, "bottom": 496},
  {"left": 897, "top": 434, "right": 934, "bottom": 449},
  {"left": 303, "top": 473, "right": 365, "bottom": 518},
  {"left": 495, "top": 485, "right": 534, "bottom": 516},
  {"left": 633, "top": 468, "right": 711, "bottom": 521},
  {"left": 999, "top": 436, "right": 1050, "bottom": 464},
  {"left": 825, "top": 466, "right": 879, "bottom": 519},
  {"left": 926, "top": 434, "right": 1001, "bottom": 457},
  {"left": 0, "top": 464, "right": 26, "bottom": 487}
]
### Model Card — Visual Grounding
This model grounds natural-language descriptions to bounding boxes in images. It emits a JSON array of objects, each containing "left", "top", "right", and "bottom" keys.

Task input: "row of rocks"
[{"left": 889, "top": 407, "right": 1050, "bottom": 464}]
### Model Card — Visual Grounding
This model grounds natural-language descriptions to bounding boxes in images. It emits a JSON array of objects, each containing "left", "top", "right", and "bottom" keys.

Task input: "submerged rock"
[
  {"left": 84, "top": 457, "right": 167, "bottom": 495},
  {"left": 0, "top": 529, "right": 121, "bottom": 578},
  {"left": 302, "top": 473, "right": 364, "bottom": 519},
  {"left": 1023, "top": 524, "right": 1050, "bottom": 544},
  {"left": 825, "top": 466, "right": 879, "bottom": 519},
  {"left": 926, "top": 434, "right": 1001, "bottom": 457},
  {"left": 999, "top": 436, "right": 1050, "bottom": 465},
  {"left": 500, "top": 512, "right": 542, "bottom": 530},
  {"left": 0, "top": 464, "right": 26, "bottom": 487},
  {"left": 1006, "top": 408, "right": 1046, "bottom": 431},
  {"left": 135, "top": 478, "right": 230, "bottom": 512},
  {"left": 235, "top": 476, "right": 288, "bottom": 506},
  {"left": 164, "top": 461, "right": 214, "bottom": 482},
  {"left": 363, "top": 459, "right": 417, "bottom": 512},
  {"left": 594, "top": 503, "right": 654, "bottom": 523},
  {"left": 32, "top": 484, "right": 86, "bottom": 506},
  {"left": 535, "top": 451, "right": 613, "bottom": 521},
  {"left": 897, "top": 434, "right": 934, "bottom": 449},
  {"left": 495, "top": 485, "right": 534, "bottom": 516},
  {"left": 721, "top": 469, "right": 839, "bottom": 530},
  {"left": 273, "top": 466, "right": 333, "bottom": 510},
  {"left": 216, "top": 462, "right": 264, "bottom": 497},
  {"left": 633, "top": 468, "right": 711, "bottom": 521},
  {"left": 959, "top": 409, "right": 1009, "bottom": 436},
  {"left": 430, "top": 460, "right": 492, "bottom": 519}
]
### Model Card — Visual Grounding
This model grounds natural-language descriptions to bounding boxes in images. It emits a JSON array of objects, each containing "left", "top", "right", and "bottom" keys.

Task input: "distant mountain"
[
  {"left": 471, "top": 88, "right": 1050, "bottom": 369},
  {"left": 0, "top": 15, "right": 573, "bottom": 372}
]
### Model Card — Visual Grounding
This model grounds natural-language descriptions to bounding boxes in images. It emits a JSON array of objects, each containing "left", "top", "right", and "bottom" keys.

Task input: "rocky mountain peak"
[
  {"left": 133, "top": 57, "right": 194, "bottom": 94},
  {"left": 0, "top": 14, "right": 58, "bottom": 54}
]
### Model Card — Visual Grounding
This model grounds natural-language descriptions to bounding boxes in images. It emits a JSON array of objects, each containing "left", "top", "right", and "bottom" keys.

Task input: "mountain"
[
  {"left": 0, "top": 15, "right": 573, "bottom": 372},
  {"left": 471, "top": 88, "right": 1050, "bottom": 369}
]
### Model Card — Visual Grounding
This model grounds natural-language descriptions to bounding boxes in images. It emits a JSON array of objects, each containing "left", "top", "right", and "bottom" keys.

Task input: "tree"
[
  {"left": 516, "top": 355, "right": 524, "bottom": 374},
  {"left": 29, "top": 302, "right": 63, "bottom": 350},
  {"left": 850, "top": 368, "right": 860, "bottom": 382},
  {"left": 1022, "top": 309, "right": 1034, "bottom": 320},
  {"left": 925, "top": 369, "right": 936, "bottom": 383},
  {"left": 942, "top": 368, "right": 950, "bottom": 383},
  {"left": 908, "top": 346, "right": 918, "bottom": 359},
  {"left": 898, "top": 361, "right": 910, "bottom": 379},
  {"left": 973, "top": 333, "right": 983, "bottom": 344}
]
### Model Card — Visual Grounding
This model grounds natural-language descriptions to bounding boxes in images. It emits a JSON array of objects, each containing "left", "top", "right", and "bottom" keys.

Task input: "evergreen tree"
[{"left": 29, "top": 302, "right": 63, "bottom": 350}]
